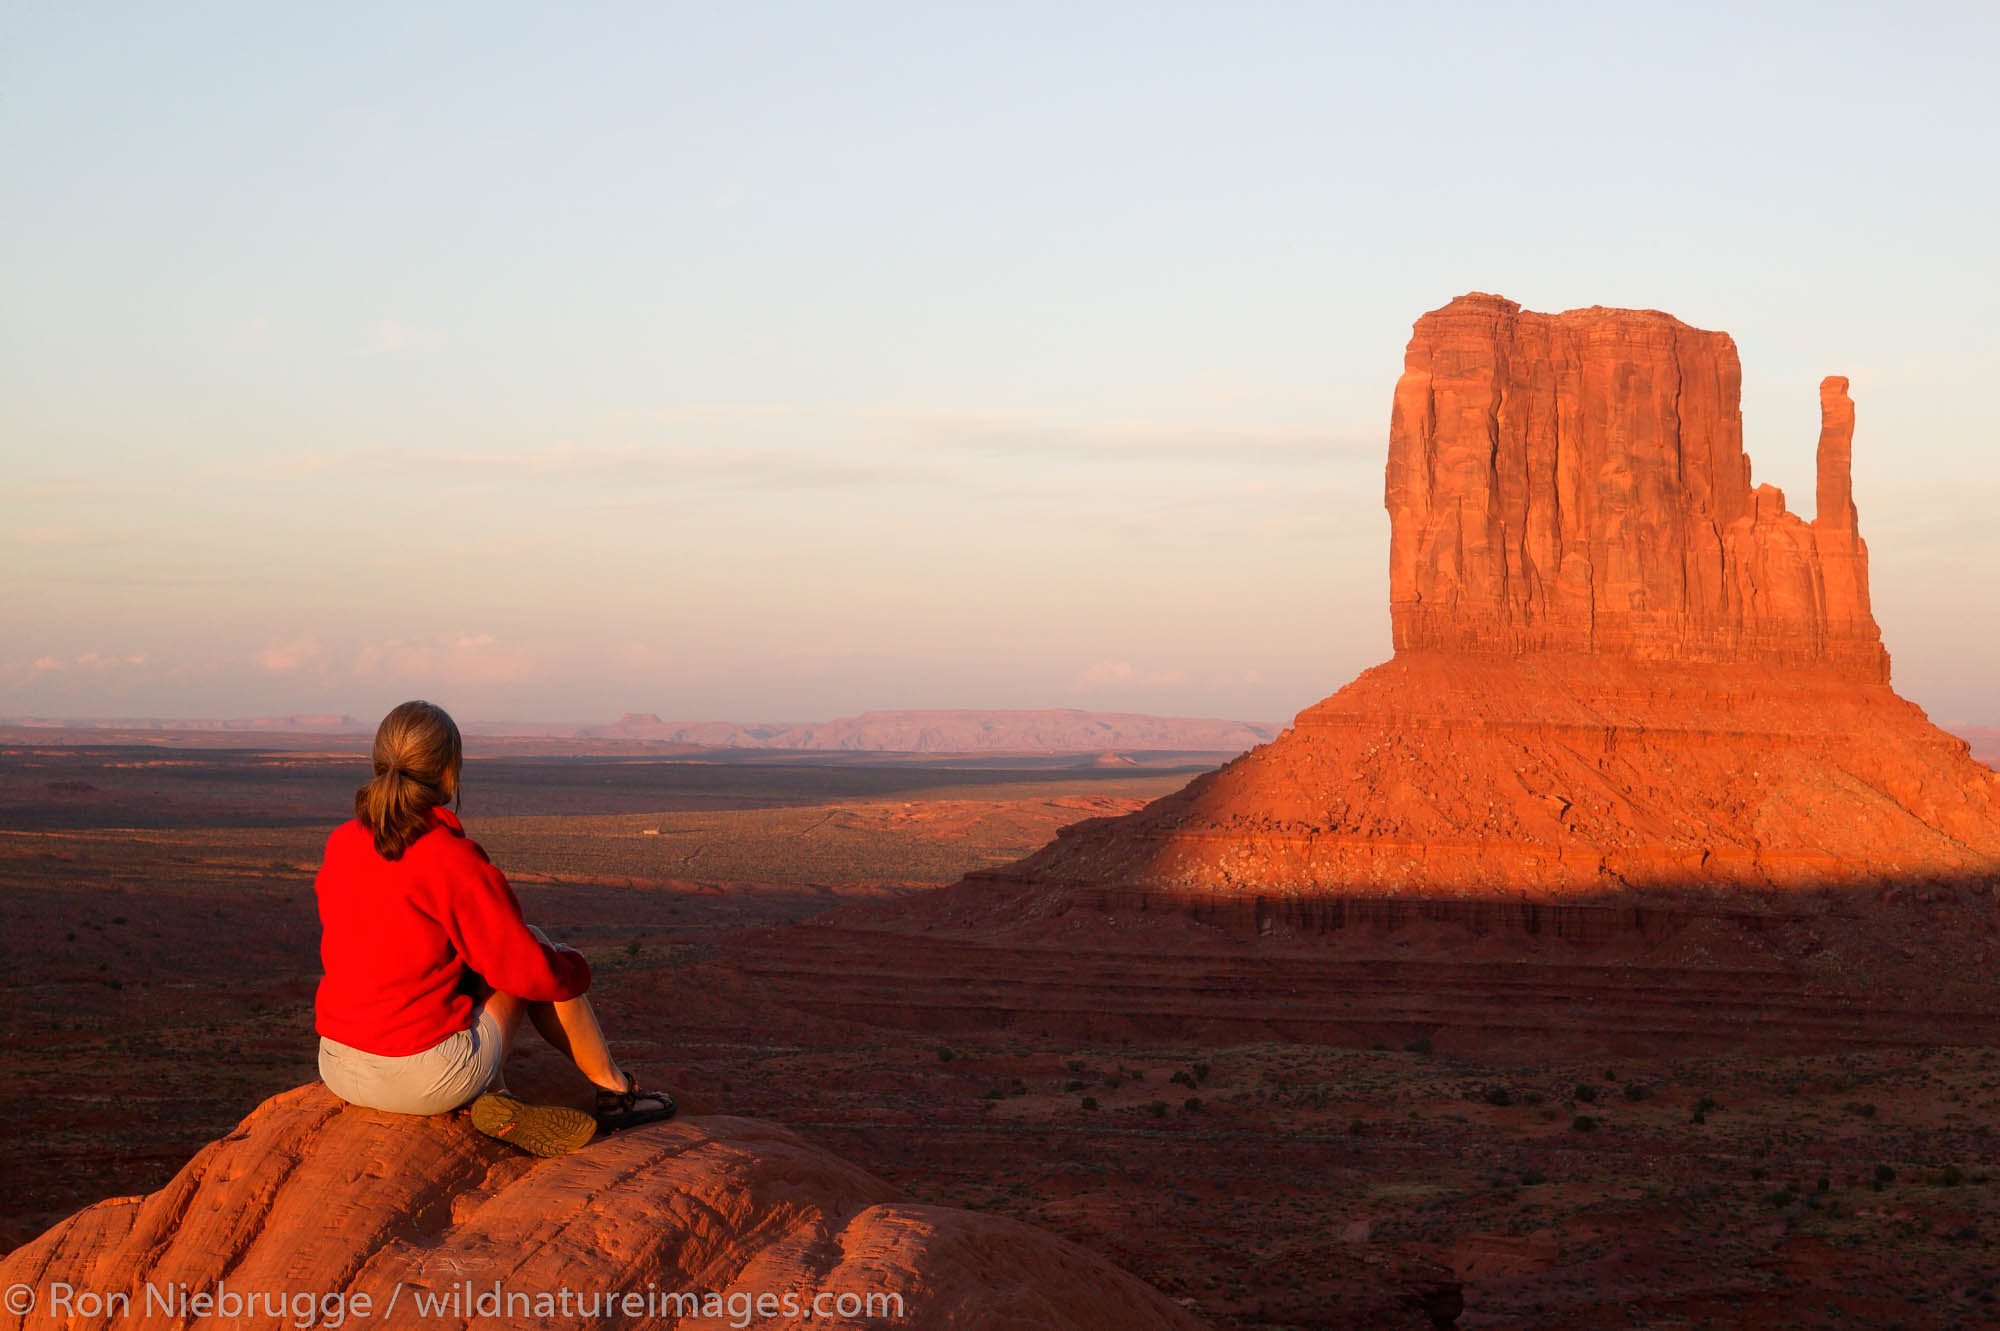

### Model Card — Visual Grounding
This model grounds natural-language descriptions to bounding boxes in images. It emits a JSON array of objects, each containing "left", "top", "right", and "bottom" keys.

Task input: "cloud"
[
  {"left": 262, "top": 440, "right": 914, "bottom": 493},
  {"left": 354, "top": 321, "right": 445, "bottom": 357},
  {"left": 251, "top": 401, "right": 1372, "bottom": 500},
  {"left": 5, "top": 651, "right": 151, "bottom": 683},
  {"left": 856, "top": 407, "right": 1377, "bottom": 462},
  {"left": 255, "top": 635, "right": 326, "bottom": 672},
  {"left": 1070, "top": 659, "right": 1191, "bottom": 693},
  {"left": 352, "top": 633, "right": 543, "bottom": 687}
]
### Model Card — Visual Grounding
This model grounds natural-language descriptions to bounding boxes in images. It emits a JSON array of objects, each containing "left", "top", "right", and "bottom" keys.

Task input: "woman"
[{"left": 314, "top": 700, "right": 674, "bottom": 1155}]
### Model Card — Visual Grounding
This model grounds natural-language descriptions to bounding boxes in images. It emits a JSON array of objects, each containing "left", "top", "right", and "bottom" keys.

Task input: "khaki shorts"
[{"left": 319, "top": 1002, "right": 508, "bottom": 1116}]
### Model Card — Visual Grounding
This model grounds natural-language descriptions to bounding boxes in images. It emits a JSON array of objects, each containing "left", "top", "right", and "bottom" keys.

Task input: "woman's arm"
[{"left": 435, "top": 844, "right": 591, "bottom": 1002}]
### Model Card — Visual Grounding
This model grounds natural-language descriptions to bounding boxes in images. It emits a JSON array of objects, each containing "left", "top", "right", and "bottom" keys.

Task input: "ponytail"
[{"left": 354, "top": 700, "right": 463, "bottom": 859}]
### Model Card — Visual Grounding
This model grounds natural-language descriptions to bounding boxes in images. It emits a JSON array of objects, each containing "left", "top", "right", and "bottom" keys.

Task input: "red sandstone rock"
[
  {"left": 955, "top": 295, "right": 2000, "bottom": 898},
  {"left": 0, "top": 1086, "right": 1205, "bottom": 1331},
  {"left": 714, "top": 296, "right": 2000, "bottom": 1064},
  {"left": 1387, "top": 295, "right": 1885, "bottom": 676}
]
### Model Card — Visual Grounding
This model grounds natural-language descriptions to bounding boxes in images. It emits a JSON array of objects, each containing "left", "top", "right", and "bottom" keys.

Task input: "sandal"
[
  {"left": 596, "top": 1080, "right": 678, "bottom": 1131},
  {"left": 468, "top": 1091, "right": 598, "bottom": 1157}
]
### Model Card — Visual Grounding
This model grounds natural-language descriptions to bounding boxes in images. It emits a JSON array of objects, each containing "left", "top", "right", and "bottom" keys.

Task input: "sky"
[{"left": 4, "top": 2, "right": 1997, "bottom": 725}]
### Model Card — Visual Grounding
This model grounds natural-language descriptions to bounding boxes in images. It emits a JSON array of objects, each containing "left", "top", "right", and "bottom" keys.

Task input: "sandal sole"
[{"left": 469, "top": 1093, "right": 597, "bottom": 1157}]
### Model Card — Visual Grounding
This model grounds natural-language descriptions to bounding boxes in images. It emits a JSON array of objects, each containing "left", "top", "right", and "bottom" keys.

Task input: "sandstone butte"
[
  {"left": 962, "top": 293, "right": 2000, "bottom": 904},
  {"left": 0, "top": 1085, "right": 1207, "bottom": 1331}
]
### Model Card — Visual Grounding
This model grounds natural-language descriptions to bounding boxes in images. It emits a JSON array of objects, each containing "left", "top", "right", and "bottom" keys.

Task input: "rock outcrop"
[
  {"left": 0, "top": 1085, "right": 1205, "bottom": 1331},
  {"left": 1387, "top": 295, "right": 1885, "bottom": 676},
  {"left": 974, "top": 294, "right": 2000, "bottom": 898},
  {"left": 716, "top": 295, "right": 2000, "bottom": 1058}
]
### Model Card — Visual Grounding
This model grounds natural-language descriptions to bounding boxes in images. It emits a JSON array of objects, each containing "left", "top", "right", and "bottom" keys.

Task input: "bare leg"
[
  {"left": 477, "top": 989, "right": 531, "bottom": 1093},
  {"left": 527, "top": 995, "right": 630, "bottom": 1094}
]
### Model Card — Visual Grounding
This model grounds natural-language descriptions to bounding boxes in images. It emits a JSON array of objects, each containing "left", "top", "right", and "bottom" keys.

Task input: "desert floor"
[{"left": 2, "top": 741, "right": 1995, "bottom": 1329}]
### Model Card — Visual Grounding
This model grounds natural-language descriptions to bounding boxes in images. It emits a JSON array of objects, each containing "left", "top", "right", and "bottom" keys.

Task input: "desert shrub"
[
  {"left": 1170, "top": 1070, "right": 1197, "bottom": 1089},
  {"left": 1347, "top": 1118, "right": 1366, "bottom": 1136},
  {"left": 936, "top": 1047, "right": 956, "bottom": 1062},
  {"left": 1523, "top": 1090, "right": 1546, "bottom": 1105},
  {"left": 1570, "top": 1115, "right": 1597, "bottom": 1133},
  {"left": 1404, "top": 1037, "right": 1433, "bottom": 1054},
  {"left": 1937, "top": 1165, "right": 1966, "bottom": 1187},
  {"left": 1750, "top": 1166, "right": 1767, "bottom": 1181},
  {"left": 1369, "top": 1040, "right": 1389, "bottom": 1051},
  {"left": 1844, "top": 1101, "right": 1877, "bottom": 1118},
  {"left": 1816, "top": 1176, "right": 1830, "bottom": 1193},
  {"left": 1623, "top": 1082, "right": 1649, "bottom": 1101},
  {"left": 1147, "top": 1100, "right": 1169, "bottom": 1118},
  {"left": 1064, "top": 1080, "right": 1085, "bottom": 1093},
  {"left": 1065, "top": 1058, "right": 1086, "bottom": 1073},
  {"left": 1520, "top": 1169, "right": 1546, "bottom": 1186},
  {"left": 1080, "top": 1096, "right": 1099, "bottom": 1111},
  {"left": 981, "top": 1087, "right": 1004, "bottom": 1100},
  {"left": 1765, "top": 1189, "right": 1794, "bottom": 1208},
  {"left": 1484, "top": 1086, "right": 1513, "bottom": 1107},
  {"left": 1183, "top": 1097, "right": 1203, "bottom": 1113},
  {"left": 1193, "top": 1062, "right": 1211, "bottom": 1083},
  {"left": 1574, "top": 1084, "right": 1598, "bottom": 1104}
]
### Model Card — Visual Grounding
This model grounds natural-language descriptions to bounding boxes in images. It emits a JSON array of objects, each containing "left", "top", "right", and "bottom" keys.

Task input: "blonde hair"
[{"left": 354, "top": 700, "right": 462, "bottom": 859}]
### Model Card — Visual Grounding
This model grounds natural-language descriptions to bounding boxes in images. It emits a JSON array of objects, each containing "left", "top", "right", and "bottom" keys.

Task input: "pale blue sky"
[{"left": 4, "top": 2, "right": 1997, "bottom": 723}]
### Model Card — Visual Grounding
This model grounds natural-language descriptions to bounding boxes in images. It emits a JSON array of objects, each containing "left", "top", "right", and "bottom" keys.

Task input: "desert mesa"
[
  {"left": 741, "top": 295, "right": 2000, "bottom": 1063},
  {"left": 967, "top": 293, "right": 2000, "bottom": 899}
]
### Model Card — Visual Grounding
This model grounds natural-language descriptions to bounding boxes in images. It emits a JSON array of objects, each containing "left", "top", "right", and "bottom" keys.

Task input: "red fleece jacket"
[{"left": 314, "top": 807, "right": 590, "bottom": 1056}]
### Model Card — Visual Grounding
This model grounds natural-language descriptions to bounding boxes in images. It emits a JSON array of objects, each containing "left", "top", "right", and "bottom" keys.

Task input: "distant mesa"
[
  {"left": 4, "top": 713, "right": 366, "bottom": 733},
  {"left": 578, "top": 708, "right": 1281, "bottom": 755},
  {"left": 0, "top": 1085, "right": 1205, "bottom": 1331},
  {"left": 0, "top": 709, "right": 1281, "bottom": 758},
  {"left": 967, "top": 294, "right": 2000, "bottom": 899}
]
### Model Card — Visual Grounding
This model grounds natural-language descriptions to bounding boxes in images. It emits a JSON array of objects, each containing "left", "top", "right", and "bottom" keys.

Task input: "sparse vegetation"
[{"left": 15, "top": 746, "right": 2000, "bottom": 1325}]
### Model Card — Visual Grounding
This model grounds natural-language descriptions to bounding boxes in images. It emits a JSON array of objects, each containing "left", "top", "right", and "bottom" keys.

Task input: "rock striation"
[
  {"left": 0, "top": 1085, "right": 1206, "bottom": 1331},
  {"left": 1387, "top": 295, "right": 1885, "bottom": 676}
]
